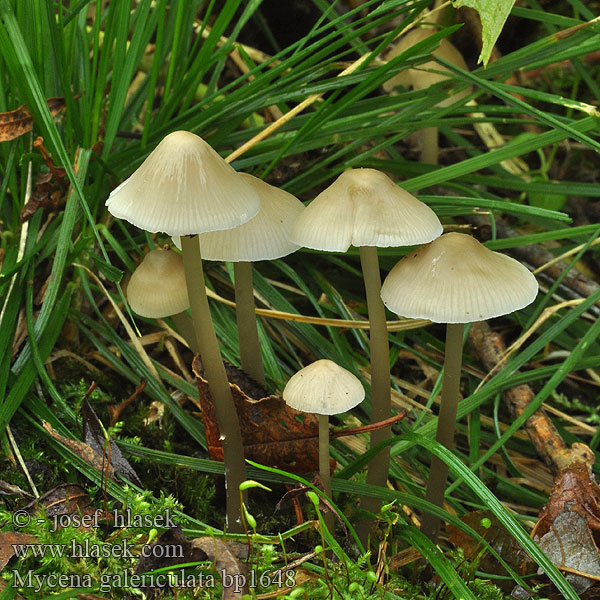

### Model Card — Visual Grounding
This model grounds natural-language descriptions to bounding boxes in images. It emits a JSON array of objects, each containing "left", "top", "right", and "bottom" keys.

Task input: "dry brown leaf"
[
  {"left": 0, "top": 98, "right": 67, "bottom": 142},
  {"left": 538, "top": 511, "right": 600, "bottom": 594},
  {"left": 193, "top": 358, "right": 324, "bottom": 473},
  {"left": 0, "top": 532, "right": 38, "bottom": 571},
  {"left": 22, "top": 483, "right": 92, "bottom": 519},
  {"left": 42, "top": 421, "right": 116, "bottom": 480},
  {"left": 447, "top": 510, "right": 533, "bottom": 581},
  {"left": 534, "top": 463, "right": 600, "bottom": 540},
  {"left": 190, "top": 537, "right": 249, "bottom": 600},
  {"left": 133, "top": 527, "right": 191, "bottom": 599}
]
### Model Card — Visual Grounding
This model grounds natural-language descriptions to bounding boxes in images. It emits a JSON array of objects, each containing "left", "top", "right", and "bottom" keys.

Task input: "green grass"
[{"left": 1, "top": 0, "right": 600, "bottom": 598}]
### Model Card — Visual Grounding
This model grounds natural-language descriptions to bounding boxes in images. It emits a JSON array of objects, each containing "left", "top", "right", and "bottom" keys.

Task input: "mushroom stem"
[
  {"left": 181, "top": 235, "right": 247, "bottom": 533},
  {"left": 357, "top": 246, "right": 391, "bottom": 542},
  {"left": 420, "top": 126, "right": 439, "bottom": 165},
  {"left": 171, "top": 311, "right": 199, "bottom": 354},
  {"left": 420, "top": 321, "right": 465, "bottom": 542},
  {"left": 233, "top": 261, "right": 266, "bottom": 387},
  {"left": 318, "top": 413, "right": 335, "bottom": 534}
]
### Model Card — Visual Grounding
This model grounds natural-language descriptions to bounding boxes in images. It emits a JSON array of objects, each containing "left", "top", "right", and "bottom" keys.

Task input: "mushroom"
[
  {"left": 106, "top": 130, "right": 260, "bottom": 532},
  {"left": 174, "top": 173, "right": 304, "bottom": 386},
  {"left": 289, "top": 167, "right": 442, "bottom": 538},
  {"left": 283, "top": 359, "right": 365, "bottom": 532},
  {"left": 380, "top": 232, "right": 538, "bottom": 541},
  {"left": 383, "top": 27, "right": 470, "bottom": 164},
  {"left": 126, "top": 248, "right": 197, "bottom": 353}
]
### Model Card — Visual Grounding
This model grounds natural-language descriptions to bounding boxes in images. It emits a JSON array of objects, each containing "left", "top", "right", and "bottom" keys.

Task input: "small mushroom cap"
[
  {"left": 380, "top": 232, "right": 539, "bottom": 323},
  {"left": 173, "top": 174, "right": 305, "bottom": 261},
  {"left": 383, "top": 28, "right": 470, "bottom": 106},
  {"left": 288, "top": 168, "right": 442, "bottom": 252},
  {"left": 127, "top": 248, "right": 189, "bottom": 318},
  {"left": 106, "top": 130, "right": 260, "bottom": 235},
  {"left": 283, "top": 359, "right": 365, "bottom": 416}
]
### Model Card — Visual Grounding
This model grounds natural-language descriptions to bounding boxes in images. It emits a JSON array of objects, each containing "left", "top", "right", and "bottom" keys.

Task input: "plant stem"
[
  {"left": 171, "top": 311, "right": 199, "bottom": 354},
  {"left": 420, "top": 322, "right": 465, "bottom": 542},
  {"left": 318, "top": 413, "right": 334, "bottom": 535},
  {"left": 181, "top": 235, "right": 246, "bottom": 533},
  {"left": 420, "top": 127, "right": 439, "bottom": 165},
  {"left": 233, "top": 261, "right": 266, "bottom": 387},
  {"left": 356, "top": 246, "right": 391, "bottom": 545}
]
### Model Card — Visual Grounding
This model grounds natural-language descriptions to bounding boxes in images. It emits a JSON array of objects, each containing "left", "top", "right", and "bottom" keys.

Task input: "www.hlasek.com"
[
  {"left": 12, "top": 536, "right": 182, "bottom": 560},
  {"left": 13, "top": 569, "right": 297, "bottom": 594}
]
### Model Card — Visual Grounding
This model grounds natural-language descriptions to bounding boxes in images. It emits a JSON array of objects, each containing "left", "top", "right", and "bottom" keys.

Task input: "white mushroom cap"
[
  {"left": 380, "top": 232, "right": 539, "bottom": 323},
  {"left": 127, "top": 248, "right": 189, "bottom": 318},
  {"left": 172, "top": 174, "right": 304, "bottom": 261},
  {"left": 288, "top": 168, "right": 442, "bottom": 252},
  {"left": 283, "top": 359, "right": 365, "bottom": 416},
  {"left": 383, "top": 27, "right": 470, "bottom": 107},
  {"left": 106, "top": 130, "right": 260, "bottom": 235}
]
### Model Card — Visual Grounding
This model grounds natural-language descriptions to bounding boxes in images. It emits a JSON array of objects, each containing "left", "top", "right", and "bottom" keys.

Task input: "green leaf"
[{"left": 451, "top": 0, "right": 516, "bottom": 65}]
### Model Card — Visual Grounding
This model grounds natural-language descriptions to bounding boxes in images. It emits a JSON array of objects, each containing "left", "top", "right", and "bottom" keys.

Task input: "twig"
[
  {"left": 204, "top": 287, "right": 430, "bottom": 331},
  {"left": 468, "top": 321, "right": 593, "bottom": 474},
  {"left": 330, "top": 411, "right": 407, "bottom": 439}
]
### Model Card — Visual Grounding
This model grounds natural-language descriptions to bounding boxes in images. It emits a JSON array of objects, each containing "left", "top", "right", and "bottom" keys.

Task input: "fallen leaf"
[
  {"left": 133, "top": 527, "right": 192, "bottom": 599},
  {"left": 0, "top": 532, "right": 38, "bottom": 570},
  {"left": 533, "top": 463, "right": 600, "bottom": 540},
  {"left": 193, "top": 357, "right": 322, "bottom": 473},
  {"left": 81, "top": 397, "right": 142, "bottom": 486},
  {"left": 43, "top": 421, "right": 116, "bottom": 480},
  {"left": 538, "top": 511, "right": 600, "bottom": 594},
  {"left": 191, "top": 537, "right": 249, "bottom": 600},
  {"left": 20, "top": 137, "right": 69, "bottom": 223},
  {"left": 0, "top": 97, "right": 67, "bottom": 142},
  {"left": 21, "top": 483, "right": 92, "bottom": 519},
  {"left": 447, "top": 510, "right": 534, "bottom": 586}
]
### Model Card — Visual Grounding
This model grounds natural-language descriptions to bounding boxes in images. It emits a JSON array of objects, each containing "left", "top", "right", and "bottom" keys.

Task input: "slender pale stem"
[
  {"left": 181, "top": 235, "right": 246, "bottom": 533},
  {"left": 233, "top": 261, "right": 266, "bottom": 387},
  {"left": 318, "top": 413, "right": 334, "bottom": 535},
  {"left": 420, "top": 127, "right": 439, "bottom": 165},
  {"left": 420, "top": 322, "right": 465, "bottom": 542},
  {"left": 171, "top": 311, "right": 199, "bottom": 354},
  {"left": 356, "top": 246, "right": 391, "bottom": 544}
]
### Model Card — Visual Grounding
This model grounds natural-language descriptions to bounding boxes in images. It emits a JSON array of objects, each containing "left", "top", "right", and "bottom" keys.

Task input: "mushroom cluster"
[{"left": 107, "top": 130, "right": 538, "bottom": 545}]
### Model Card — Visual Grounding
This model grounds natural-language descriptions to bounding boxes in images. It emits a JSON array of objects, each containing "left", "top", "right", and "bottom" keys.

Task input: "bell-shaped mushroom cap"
[
  {"left": 288, "top": 168, "right": 442, "bottom": 252},
  {"left": 380, "top": 232, "right": 539, "bottom": 323},
  {"left": 383, "top": 27, "right": 469, "bottom": 106},
  {"left": 283, "top": 359, "right": 365, "bottom": 416},
  {"left": 106, "top": 130, "right": 260, "bottom": 236},
  {"left": 127, "top": 248, "right": 189, "bottom": 318},
  {"left": 173, "top": 174, "right": 304, "bottom": 261}
]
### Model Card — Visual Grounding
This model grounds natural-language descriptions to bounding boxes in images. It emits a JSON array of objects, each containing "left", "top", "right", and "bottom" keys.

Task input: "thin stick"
[
  {"left": 318, "top": 414, "right": 334, "bottom": 535},
  {"left": 234, "top": 262, "right": 266, "bottom": 386},
  {"left": 206, "top": 286, "right": 431, "bottom": 330},
  {"left": 356, "top": 246, "right": 391, "bottom": 544},
  {"left": 181, "top": 235, "right": 246, "bottom": 533},
  {"left": 420, "top": 322, "right": 465, "bottom": 542}
]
